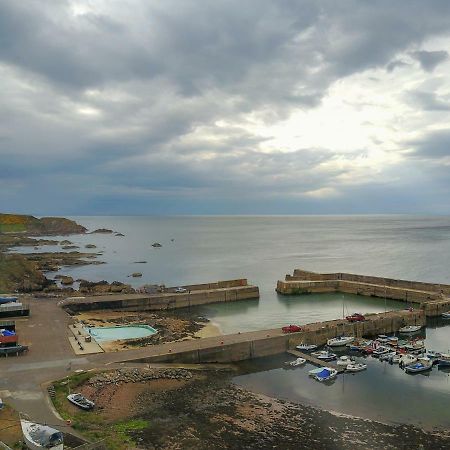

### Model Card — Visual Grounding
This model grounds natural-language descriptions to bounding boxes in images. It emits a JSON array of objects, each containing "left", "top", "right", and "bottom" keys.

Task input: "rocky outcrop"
[
  {"left": 78, "top": 280, "right": 135, "bottom": 294},
  {"left": 151, "top": 242, "right": 162, "bottom": 247},
  {"left": 130, "top": 272, "right": 143, "bottom": 278},
  {"left": 90, "top": 228, "right": 114, "bottom": 234},
  {"left": 0, "top": 253, "right": 50, "bottom": 292},
  {"left": 85, "top": 244, "right": 97, "bottom": 249}
]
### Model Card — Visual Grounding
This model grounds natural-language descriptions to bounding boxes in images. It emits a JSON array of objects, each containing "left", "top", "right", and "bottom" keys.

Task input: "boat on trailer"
[
  {"left": 67, "top": 393, "right": 95, "bottom": 410},
  {"left": 20, "top": 415, "right": 63, "bottom": 450}
]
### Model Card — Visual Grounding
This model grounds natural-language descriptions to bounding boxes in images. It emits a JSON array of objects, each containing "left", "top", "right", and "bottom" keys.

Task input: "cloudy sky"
[{"left": 2, "top": 0, "right": 450, "bottom": 215}]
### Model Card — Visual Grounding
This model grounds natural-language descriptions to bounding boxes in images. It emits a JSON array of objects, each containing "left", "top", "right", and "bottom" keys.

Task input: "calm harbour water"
[{"left": 14, "top": 215, "right": 450, "bottom": 428}]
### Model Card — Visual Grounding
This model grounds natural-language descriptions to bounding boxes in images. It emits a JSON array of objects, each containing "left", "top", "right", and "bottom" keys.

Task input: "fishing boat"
[
  {"left": 404, "top": 339, "right": 425, "bottom": 352},
  {"left": 387, "top": 336, "right": 399, "bottom": 346},
  {"left": 20, "top": 416, "right": 63, "bottom": 450},
  {"left": 346, "top": 363, "right": 367, "bottom": 372},
  {"left": 67, "top": 393, "right": 95, "bottom": 410},
  {"left": 295, "top": 343, "right": 318, "bottom": 352},
  {"left": 442, "top": 311, "right": 450, "bottom": 319},
  {"left": 377, "top": 335, "right": 389, "bottom": 344},
  {"left": 347, "top": 339, "right": 371, "bottom": 351},
  {"left": 287, "top": 357, "right": 306, "bottom": 367},
  {"left": 311, "top": 350, "right": 337, "bottom": 361},
  {"left": 426, "top": 350, "right": 442, "bottom": 360},
  {"left": 327, "top": 336, "right": 354, "bottom": 347},
  {"left": 336, "top": 355, "right": 354, "bottom": 367},
  {"left": 437, "top": 353, "right": 450, "bottom": 367},
  {"left": 398, "top": 325, "right": 422, "bottom": 334},
  {"left": 313, "top": 367, "right": 338, "bottom": 382},
  {"left": 389, "top": 353, "right": 401, "bottom": 364},
  {"left": 379, "top": 351, "right": 397, "bottom": 361},
  {"left": 404, "top": 357, "right": 433, "bottom": 374}
]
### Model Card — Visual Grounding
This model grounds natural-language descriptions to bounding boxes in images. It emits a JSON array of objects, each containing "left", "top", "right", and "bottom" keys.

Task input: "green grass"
[{"left": 114, "top": 419, "right": 149, "bottom": 433}]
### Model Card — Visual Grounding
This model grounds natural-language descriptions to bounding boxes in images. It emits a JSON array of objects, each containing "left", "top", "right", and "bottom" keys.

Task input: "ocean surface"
[{"left": 12, "top": 215, "right": 450, "bottom": 428}]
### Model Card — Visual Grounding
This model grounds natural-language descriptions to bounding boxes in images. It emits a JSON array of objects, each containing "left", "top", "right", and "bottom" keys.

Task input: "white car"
[{"left": 174, "top": 287, "right": 187, "bottom": 293}]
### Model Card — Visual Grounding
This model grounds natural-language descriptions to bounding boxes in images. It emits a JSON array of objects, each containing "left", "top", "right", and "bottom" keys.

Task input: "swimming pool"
[{"left": 86, "top": 325, "right": 157, "bottom": 342}]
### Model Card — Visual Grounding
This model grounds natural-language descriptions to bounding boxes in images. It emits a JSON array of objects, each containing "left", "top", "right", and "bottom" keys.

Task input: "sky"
[{"left": 2, "top": 0, "right": 450, "bottom": 215}]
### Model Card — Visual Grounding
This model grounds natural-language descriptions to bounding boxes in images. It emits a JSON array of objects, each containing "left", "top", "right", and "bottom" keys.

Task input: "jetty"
[
  {"left": 277, "top": 269, "right": 450, "bottom": 317},
  {"left": 61, "top": 279, "right": 259, "bottom": 312},
  {"left": 286, "top": 349, "right": 344, "bottom": 373}
]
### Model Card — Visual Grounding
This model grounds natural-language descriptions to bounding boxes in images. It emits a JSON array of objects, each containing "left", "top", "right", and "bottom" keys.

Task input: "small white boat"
[
  {"left": 441, "top": 311, "right": 450, "bottom": 319},
  {"left": 372, "top": 346, "right": 391, "bottom": 357},
  {"left": 327, "top": 336, "right": 354, "bottom": 347},
  {"left": 346, "top": 363, "right": 367, "bottom": 372},
  {"left": 67, "top": 393, "right": 95, "bottom": 410},
  {"left": 336, "top": 355, "right": 354, "bottom": 367},
  {"left": 377, "top": 334, "right": 389, "bottom": 343},
  {"left": 399, "top": 325, "right": 422, "bottom": 333},
  {"left": 399, "top": 354, "right": 417, "bottom": 367},
  {"left": 288, "top": 357, "right": 306, "bottom": 367},
  {"left": 438, "top": 353, "right": 450, "bottom": 367},
  {"left": 311, "top": 350, "right": 337, "bottom": 361},
  {"left": 20, "top": 416, "right": 64, "bottom": 450},
  {"left": 405, "top": 357, "right": 433, "bottom": 374},
  {"left": 295, "top": 343, "right": 318, "bottom": 351},
  {"left": 389, "top": 354, "right": 401, "bottom": 364},
  {"left": 313, "top": 367, "right": 338, "bottom": 382}
]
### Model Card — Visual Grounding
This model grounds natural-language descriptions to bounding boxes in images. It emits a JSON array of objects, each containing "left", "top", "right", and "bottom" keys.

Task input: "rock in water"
[
  {"left": 130, "top": 272, "right": 143, "bottom": 278},
  {"left": 152, "top": 242, "right": 162, "bottom": 248}
]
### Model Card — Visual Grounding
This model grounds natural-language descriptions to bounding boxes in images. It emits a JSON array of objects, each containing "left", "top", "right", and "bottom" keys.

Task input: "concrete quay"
[
  {"left": 61, "top": 279, "right": 259, "bottom": 313},
  {"left": 277, "top": 269, "right": 450, "bottom": 316}
]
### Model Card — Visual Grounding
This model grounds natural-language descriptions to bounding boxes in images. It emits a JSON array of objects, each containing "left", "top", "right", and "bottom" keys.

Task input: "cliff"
[{"left": 0, "top": 213, "right": 87, "bottom": 235}]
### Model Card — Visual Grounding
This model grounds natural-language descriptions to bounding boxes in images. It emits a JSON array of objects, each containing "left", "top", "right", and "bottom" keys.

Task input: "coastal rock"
[
  {"left": 90, "top": 228, "right": 114, "bottom": 234},
  {"left": 78, "top": 279, "right": 136, "bottom": 294},
  {"left": 130, "top": 272, "right": 143, "bottom": 278},
  {"left": 151, "top": 242, "right": 162, "bottom": 248},
  {"left": 85, "top": 244, "right": 97, "bottom": 249},
  {"left": 133, "top": 261, "right": 147, "bottom": 264},
  {"left": 115, "top": 233, "right": 125, "bottom": 237},
  {"left": 60, "top": 276, "right": 74, "bottom": 285},
  {"left": 60, "top": 240, "right": 72, "bottom": 245},
  {"left": 62, "top": 245, "right": 79, "bottom": 250}
]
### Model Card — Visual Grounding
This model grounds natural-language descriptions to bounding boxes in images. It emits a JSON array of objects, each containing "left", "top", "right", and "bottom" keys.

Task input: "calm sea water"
[{"left": 14, "top": 215, "right": 450, "bottom": 428}]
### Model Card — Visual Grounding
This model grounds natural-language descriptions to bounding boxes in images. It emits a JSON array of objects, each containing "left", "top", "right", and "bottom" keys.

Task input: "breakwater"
[
  {"left": 277, "top": 270, "right": 450, "bottom": 316},
  {"left": 112, "top": 308, "right": 424, "bottom": 364},
  {"left": 62, "top": 279, "right": 259, "bottom": 312}
]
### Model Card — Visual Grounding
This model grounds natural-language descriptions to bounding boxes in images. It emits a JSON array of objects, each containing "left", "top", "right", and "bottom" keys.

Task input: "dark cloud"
[
  {"left": 2, "top": 1, "right": 450, "bottom": 214},
  {"left": 408, "top": 129, "right": 450, "bottom": 159},
  {"left": 411, "top": 50, "right": 449, "bottom": 72}
]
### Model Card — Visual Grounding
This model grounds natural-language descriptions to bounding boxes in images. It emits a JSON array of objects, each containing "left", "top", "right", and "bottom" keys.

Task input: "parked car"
[
  {"left": 346, "top": 313, "right": 365, "bottom": 322},
  {"left": 174, "top": 287, "right": 187, "bottom": 293},
  {"left": 282, "top": 324, "right": 303, "bottom": 333}
]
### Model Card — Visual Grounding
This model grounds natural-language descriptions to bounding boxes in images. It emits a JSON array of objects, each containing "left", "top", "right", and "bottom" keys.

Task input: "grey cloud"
[
  {"left": 386, "top": 60, "right": 409, "bottom": 72},
  {"left": 411, "top": 50, "right": 449, "bottom": 72},
  {"left": 408, "top": 129, "right": 450, "bottom": 159},
  {"left": 406, "top": 90, "right": 450, "bottom": 111}
]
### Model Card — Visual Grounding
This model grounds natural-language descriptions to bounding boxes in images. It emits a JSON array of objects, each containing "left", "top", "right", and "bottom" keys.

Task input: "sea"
[{"left": 12, "top": 215, "right": 450, "bottom": 429}]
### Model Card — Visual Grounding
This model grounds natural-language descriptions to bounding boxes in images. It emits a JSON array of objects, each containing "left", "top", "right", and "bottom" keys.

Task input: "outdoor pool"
[{"left": 86, "top": 325, "right": 157, "bottom": 342}]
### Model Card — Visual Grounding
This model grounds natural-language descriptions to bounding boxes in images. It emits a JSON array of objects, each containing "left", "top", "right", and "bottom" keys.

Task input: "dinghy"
[
  {"left": 67, "top": 393, "right": 95, "bottom": 410},
  {"left": 20, "top": 416, "right": 63, "bottom": 450},
  {"left": 313, "top": 367, "right": 338, "bottom": 382},
  {"left": 346, "top": 363, "right": 367, "bottom": 372},
  {"left": 327, "top": 336, "right": 354, "bottom": 347},
  {"left": 399, "top": 325, "right": 422, "bottom": 334},
  {"left": 288, "top": 357, "right": 306, "bottom": 367},
  {"left": 336, "top": 355, "right": 354, "bottom": 367}
]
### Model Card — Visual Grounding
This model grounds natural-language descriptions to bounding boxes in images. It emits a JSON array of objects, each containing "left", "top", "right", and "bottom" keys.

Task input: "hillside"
[{"left": 0, "top": 213, "right": 87, "bottom": 235}]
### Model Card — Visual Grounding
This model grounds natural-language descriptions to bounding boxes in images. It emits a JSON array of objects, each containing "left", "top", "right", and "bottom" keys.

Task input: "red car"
[
  {"left": 282, "top": 324, "right": 303, "bottom": 333},
  {"left": 346, "top": 313, "right": 365, "bottom": 322}
]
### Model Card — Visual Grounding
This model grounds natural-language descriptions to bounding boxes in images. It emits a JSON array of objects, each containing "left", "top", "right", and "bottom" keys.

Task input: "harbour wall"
[
  {"left": 277, "top": 270, "right": 449, "bottom": 315},
  {"left": 63, "top": 280, "right": 259, "bottom": 313},
  {"left": 119, "top": 309, "right": 425, "bottom": 364}
]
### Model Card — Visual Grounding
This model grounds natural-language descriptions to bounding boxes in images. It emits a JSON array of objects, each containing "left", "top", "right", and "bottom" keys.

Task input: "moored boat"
[
  {"left": 399, "top": 325, "right": 422, "bottom": 334},
  {"left": 405, "top": 357, "right": 433, "bottom": 374},
  {"left": 295, "top": 343, "right": 318, "bottom": 352},
  {"left": 20, "top": 416, "right": 63, "bottom": 450},
  {"left": 313, "top": 367, "right": 338, "bottom": 382},
  {"left": 441, "top": 311, "right": 450, "bottom": 319},
  {"left": 311, "top": 350, "right": 337, "bottom": 361},
  {"left": 372, "top": 346, "right": 391, "bottom": 357},
  {"left": 346, "top": 363, "right": 367, "bottom": 372},
  {"left": 67, "top": 393, "right": 95, "bottom": 410},
  {"left": 437, "top": 353, "right": 450, "bottom": 367},
  {"left": 399, "top": 354, "right": 417, "bottom": 367},
  {"left": 308, "top": 367, "right": 324, "bottom": 377},
  {"left": 288, "top": 357, "right": 306, "bottom": 367},
  {"left": 336, "top": 355, "right": 354, "bottom": 367},
  {"left": 327, "top": 336, "right": 354, "bottom": 347}
]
